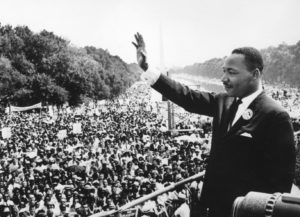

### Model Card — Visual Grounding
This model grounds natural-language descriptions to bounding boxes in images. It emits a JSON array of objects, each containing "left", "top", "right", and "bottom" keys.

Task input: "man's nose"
[{"left": 221, "top": 73, "right": 228, "bottom": 83}]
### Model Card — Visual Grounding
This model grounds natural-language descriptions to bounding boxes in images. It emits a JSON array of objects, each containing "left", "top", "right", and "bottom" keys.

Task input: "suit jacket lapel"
[
  {"left": 219, "top": 97, "right": 235, "bottom": 137},
  {"left": 224, "top": 91, "right": 265, "bottom": 138}
]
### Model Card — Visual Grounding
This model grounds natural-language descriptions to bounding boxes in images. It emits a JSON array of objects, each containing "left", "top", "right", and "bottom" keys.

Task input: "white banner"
[
  {"left": 10, "top": 102, "right": 42, "bottom": 112},
  {"left": 2, "top": 127, "right": 12, "bottom": 139},
  {"left": 97, "top": 100, "right": 106, "bottom": 106},
  {"left": 48, "top": 105, "right": 54, "bottom": 117}
]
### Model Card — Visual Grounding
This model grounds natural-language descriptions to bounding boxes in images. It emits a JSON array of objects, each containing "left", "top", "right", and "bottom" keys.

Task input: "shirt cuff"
[{"left": 141, "top": 68, "right": 161, "bottom": 86}]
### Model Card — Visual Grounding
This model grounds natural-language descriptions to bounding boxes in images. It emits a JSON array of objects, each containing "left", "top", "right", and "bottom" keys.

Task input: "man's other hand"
[{"left": 132, "top": 32, "right": 148, "bottom": 71}]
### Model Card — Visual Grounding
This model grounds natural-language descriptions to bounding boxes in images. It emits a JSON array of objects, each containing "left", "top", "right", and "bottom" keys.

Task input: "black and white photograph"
[{"left": 0, "top": 1, "right": 300, "bottom": 217}]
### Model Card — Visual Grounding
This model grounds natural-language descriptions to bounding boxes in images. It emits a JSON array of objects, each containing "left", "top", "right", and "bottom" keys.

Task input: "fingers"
[
  {"left": 137, "top": 32, "right": 144, "bottom": 46},
  {"left": 133, "top": 32, "right": 148, "bottom": 71},
  {"left": 134, "top": 33, "right": 139, "bottom": 44},
  {"left": 132, "top": 42, "right": 138, "bottom": 48},
  {"left": 138, "top": 33, "right": 145, "bottom": 47},
  {"left": 133, "top": 32, "right": 145, "bottom": 48}
]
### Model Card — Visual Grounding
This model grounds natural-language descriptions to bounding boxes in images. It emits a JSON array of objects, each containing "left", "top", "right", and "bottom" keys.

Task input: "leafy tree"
[{"left": 0, "top": 24, "right": 140, "bottom": 107}]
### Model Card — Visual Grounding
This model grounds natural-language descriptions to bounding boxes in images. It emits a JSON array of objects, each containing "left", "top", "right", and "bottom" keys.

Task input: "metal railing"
[{"left": 89, "top": 171, "right": 205, "bottom": 217}]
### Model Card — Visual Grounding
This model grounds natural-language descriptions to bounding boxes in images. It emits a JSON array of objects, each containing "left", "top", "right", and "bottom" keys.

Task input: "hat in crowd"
[
  {"left": 72, "top": 175, "right": 82, "bottom": 181},
  {"left": 35, "top": 157, "right": 43, "bottom": 163},
  {"left": 75, "top": 203, "right": 81, "bottom": 209},
  {"left": 53, "top": 175, "right": 59, "bottom": 180},
  {"left": 93, "top": 180, "right": 100, "bottom": 186},
  {"left": 35, "top": 192, "right": 43, "bottom": 198},
  {"left": 114, "top": 187, "right": 122, "bottom": 195},
  {"left": 108, "top": 203, "right": 116, "bottom": 209},
  {"left": 165, "top": 165, "right": 172, "bottom": 170},
  {"left": 177, "top": 193, "right": 187, "bottom": 201},
  {"left": 19, "top": 210, "right": 30, "bottom": 217},
  {"left": 84, "top": 183, "right": 93, "bottom": 190},
  {"left": 151, "top": 170, "right": 158, "bottom": 175},
  {"left": 141, "top": 201, "right": 156, "bottom": 213},
  {"left": 142, "top": 178, "right": 150, "bottom": 184},
  {"left": 133, "top": 181, "right": 140, "bottom": 186},
  {"left": 175, "top": 174, "right": 183, "bottom": 182},
  {"left": 36, "top": 210, "right": 47, "bottom": 217}
]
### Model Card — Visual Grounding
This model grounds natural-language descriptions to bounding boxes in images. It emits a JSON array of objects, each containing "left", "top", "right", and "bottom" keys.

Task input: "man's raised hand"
[{"left": 132, "top": 32, "right": 148, "bottom": 71}]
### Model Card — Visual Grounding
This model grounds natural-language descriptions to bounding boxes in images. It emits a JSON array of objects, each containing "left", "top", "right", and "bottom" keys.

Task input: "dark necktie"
[{"left": 227, "top": 98, "right": 242, "bottom": 131}]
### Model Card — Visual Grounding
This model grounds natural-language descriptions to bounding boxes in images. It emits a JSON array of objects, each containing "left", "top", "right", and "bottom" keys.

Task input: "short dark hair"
[{"left": 232, "top": 47, "right": 264, "bottom": 72}]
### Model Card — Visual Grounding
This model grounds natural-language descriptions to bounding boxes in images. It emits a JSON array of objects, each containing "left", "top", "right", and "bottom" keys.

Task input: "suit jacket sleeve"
[
  {"left": 262, "top": 111, "right": 296, "bottom": 193},
  {"left": 152, "top": 74, "right": 217, "bottom": 117}
]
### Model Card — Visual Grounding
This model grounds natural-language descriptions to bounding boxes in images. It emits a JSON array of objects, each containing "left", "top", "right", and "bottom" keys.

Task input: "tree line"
[
  {"left": 0, "top": 24, "right": 142, "bottom": 107},
  {"left": 170, "top": 42, "right": 300, "bottom": 88}
]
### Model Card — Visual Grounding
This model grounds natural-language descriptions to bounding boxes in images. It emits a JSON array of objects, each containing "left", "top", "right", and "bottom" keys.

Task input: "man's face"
[
  {"left": 29, "top": 194, "right": 36, "bottom": 205},
  {"left": 3, "top": 193, "right": 9, "bottom": 201},
  {"left": 0, "top": 187, "right": 5, "bottom": 194},
  {"left": 99, "top": 174, "right": 104, "bottom": 180},
  {"left": 29, "top": 206, "right": 35, "bottom": 214},
  {"left": 56, "top": 192, "right": 62, "bottom": 200},
  {"left": 222, "top": 53, "right": 256, "bottom": 98},
  {"left": 65, "top": 190, "right": 72, "bottom": 199},
  {"left": 79, "top": 181, "right": 85, "bottom": 187}
]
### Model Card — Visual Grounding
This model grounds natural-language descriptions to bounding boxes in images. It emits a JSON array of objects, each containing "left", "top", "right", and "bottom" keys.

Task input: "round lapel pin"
[{"left": 242, "top": 109, "right": 253, "bottom": 120}]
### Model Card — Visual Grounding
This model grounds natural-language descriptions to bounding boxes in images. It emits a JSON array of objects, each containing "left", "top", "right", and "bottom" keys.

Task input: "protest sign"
[
  {"left": 57, "top": 130, "right": 67, "bottom": 139},
  {"left": 73, "top": 123, "right": 82, "bottom": 134}
]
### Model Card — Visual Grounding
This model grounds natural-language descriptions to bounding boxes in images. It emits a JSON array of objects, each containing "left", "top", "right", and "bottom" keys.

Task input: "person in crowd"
[{"left": 174, "top": 193, "right": 190, "bottom": 217}]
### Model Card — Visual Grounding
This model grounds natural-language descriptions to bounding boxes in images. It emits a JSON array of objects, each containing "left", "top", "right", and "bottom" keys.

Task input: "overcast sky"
[{"left": 1, "top": 0, "right": 299, "bottom": 68}]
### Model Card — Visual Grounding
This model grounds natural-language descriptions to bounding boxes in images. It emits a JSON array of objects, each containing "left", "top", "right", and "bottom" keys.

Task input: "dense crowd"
[
  {"left": 0, "top": 82, "right": 211, "bottom": 217},
  {"left": 1, "top": 79, "right": 300, "bottom": 217}
]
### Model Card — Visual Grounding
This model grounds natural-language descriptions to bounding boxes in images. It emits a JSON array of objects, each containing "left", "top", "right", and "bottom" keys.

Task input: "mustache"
[{"left": 222, "top": 82, "right": 232, "bottom": 87}]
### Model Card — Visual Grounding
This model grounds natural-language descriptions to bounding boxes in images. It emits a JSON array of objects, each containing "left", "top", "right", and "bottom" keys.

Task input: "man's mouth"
[{"left": 223, "top": 84, "right": 232, "bottom": 89}]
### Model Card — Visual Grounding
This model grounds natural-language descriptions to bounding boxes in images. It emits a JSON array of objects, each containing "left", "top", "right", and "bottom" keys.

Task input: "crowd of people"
[
  {"left": 0, "top": 82, "right": 211, "bottom": 217},
  {"left": 1, "top": 79, "right": 300, "bottom": 217}
]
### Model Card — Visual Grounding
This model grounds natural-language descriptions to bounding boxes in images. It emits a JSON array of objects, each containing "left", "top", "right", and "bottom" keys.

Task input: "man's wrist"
[{"left": 141, "top": 68, "right": 161, "bottom": 85}]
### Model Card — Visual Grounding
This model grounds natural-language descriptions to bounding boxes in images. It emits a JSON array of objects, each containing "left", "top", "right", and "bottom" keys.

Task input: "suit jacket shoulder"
[{"left": 254, "top": 92, "right": 289, "bottom": 115}]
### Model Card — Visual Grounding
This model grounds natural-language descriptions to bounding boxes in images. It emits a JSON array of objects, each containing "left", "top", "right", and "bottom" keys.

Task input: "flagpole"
[{"left": 39, "top": 102, "right": 42, "bottom": 127}]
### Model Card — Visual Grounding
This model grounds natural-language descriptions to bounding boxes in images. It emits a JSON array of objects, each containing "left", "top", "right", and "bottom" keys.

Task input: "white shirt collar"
[
  {"left": 239, "top": 86, "right": 263, "bottom": 108},
  {"left": 232, "top": 86, "right": 263, "bottom": 125}
]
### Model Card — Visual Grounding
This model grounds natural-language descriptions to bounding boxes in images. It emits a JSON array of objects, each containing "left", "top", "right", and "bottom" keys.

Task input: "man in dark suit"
[{"left": 132, "top": 33, "right": 296, "bottom": 217}]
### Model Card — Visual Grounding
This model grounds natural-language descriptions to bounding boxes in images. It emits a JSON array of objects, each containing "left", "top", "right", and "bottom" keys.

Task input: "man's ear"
[{"left": 252, "top": 68, "right": 261, "bottom": 79}]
